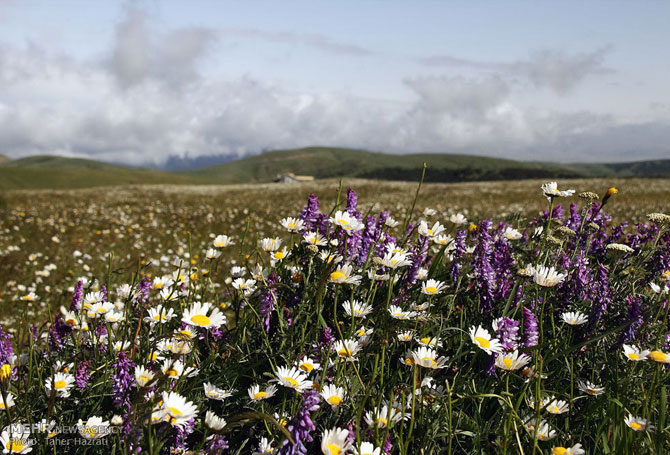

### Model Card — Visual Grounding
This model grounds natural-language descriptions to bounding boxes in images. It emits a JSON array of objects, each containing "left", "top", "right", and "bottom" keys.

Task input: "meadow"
[{"left": 0, "top": 177, "right": 669, "bottom": 454}]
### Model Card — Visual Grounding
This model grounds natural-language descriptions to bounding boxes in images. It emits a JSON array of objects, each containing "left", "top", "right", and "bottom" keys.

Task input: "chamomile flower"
[
  {"left": 321, "top": 384, "right": 346, "bottom": 408},
  {"left": 354, "top": 442, "right": 381, "bottom": 455},
  {"left": 561, "top": 311, "right": 588, "bottom": 326},
  {"left": 159, "top": 392, "right": 198, "bottom": 427},
  {"left": 0, "top": 424, "right": 33, "bottom": 453},
  {"left": 330, "top": 211, "right": 364, "bottom": 234},
  {"left": 376, "top": 251, "right": 412, "bottom": 269},
  {"left": 397, "top": 330, "right": 415, "bottom": 342},
  {"left": 450, "top": 213, "right": 468, "bottom": 224},
  {"left": 577, "top": 380, "right": 605, "bottom": 396},
  {"left": 328, "top": 264, "right": 362, "bottom": 285},
  {"left": 248, "top": 384, "right": 277, "bottom": 402},
  {"left": 270, "top": 247, "right": 290, "bottom": 262},
  {"left": 502, "top": 227, "right": 522, "bottom": 240},
  {"left": 213, "top": 235, "right": 234, "bottom": 248},
  {"left": 205, "top": 411, "right": 227, "bottom": 431},
  {"left": 274, "top": 366, "right": 312, "bottom": 393},
  {"left": 342, "top": 300, "right": 374, "bottom": 319},
  {"left": 280, "top": 217, "right": 305, "bottom": 233},
  {"left": 533, "top": 265, "right": 567, "bottom": 287},
  {"left": 303, "top": 231, "right": 327, "bottom": 247},
  {"left": 134, "top": 366, "right": 155, "bottom": 387},
  {"left": 232, "top": 278, "right": 257, "bottom": 294},
  {"left": 623, "top": 344, "right": 649, "bottom": 361},
  {"left": 523, "top": 417, "right": 556, "bottom": 441},
  {"left": 297, "top": 356, "right": 321, "bottom": 374},
  {"left": 182, "top": 301, "right": 227, "bottom": 329},
  {"left": 320, "top": 251, "right": 343, "bottom": 264},
  {"left": 469, "top": 326, "right": 503, "bottom": 355},
  {"left": 253, "top": 437, "right": 276, "bottom": 455},
  {"left": 364, "top": 405, "right": 403, "bottom": 428},
  {"left": 625, "top": 415, "right": 654, "bottom": 432},
  {"left": 495, "top": 350, "right": 531, "bottom": 371},
  {"left": 45, "top": 372, "right": 75, "bottom": 398},
  {"left": 541, "top": 182, "right": 575, "bottom": 200},
  {"left": 388, "top": 305, "right": 417, "bottom": 320},
  {"left": 421, "top": 279, "right": 446, "bottom": 296},
  {"left": 204, "top": 382, "right": 233, "bottom": 401},
  {"left": 0, "top": 393, "right": 14, "bottom": 410},
  {"left": 410, "top": 347, "right": 448, "bottom": 369},
  {"left": 544, "top": 398, "right": 569, "bottom": 415},
  {"left": 78, "top": 416, "right": 111, "bottom": 439},
  {"left": 259, "top": 237, "right": 282, "bottom": 252},
  {"left": 321, "top": 427, "right": 352, "bottom": 455},
  {"left": 334, "top": 339, "right": 362, "bottom": 361},
  {"left": 418, "top": 220, "right": 445, "bottom": 238},
  {"left": 551, "top": 443, "right": 585, "bottom": 455},
  {"left": 205, "top": 248, "right": 221, "bottom": 260},
  {"left": 161, "top": 359, "right": 185, "bottom": 379}
]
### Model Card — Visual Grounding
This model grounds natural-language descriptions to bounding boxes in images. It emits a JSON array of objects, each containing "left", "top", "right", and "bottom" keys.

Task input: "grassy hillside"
[
  {"left": 184, "top": 146, "right": 595, "bottom": 183},
  {"left": 0, "top": 156, "right": 206, "bottom": 190}
]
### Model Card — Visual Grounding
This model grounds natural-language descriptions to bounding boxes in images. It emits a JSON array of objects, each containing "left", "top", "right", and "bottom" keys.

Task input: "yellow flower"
[
  {"left": 0, "top": 364, "right": 11, "bottom": 381},
  {"left": 606, "top": 187, "right": 618, "bottom": 196}
]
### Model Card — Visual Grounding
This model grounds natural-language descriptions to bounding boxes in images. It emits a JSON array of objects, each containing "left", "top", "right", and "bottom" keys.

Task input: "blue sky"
[{"left": 0, "top": 0, "right": 669, "bottom": 165}]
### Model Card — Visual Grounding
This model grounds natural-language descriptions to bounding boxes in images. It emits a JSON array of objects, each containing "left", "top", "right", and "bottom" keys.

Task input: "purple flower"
[
  {"left": 494, "top": 317, "right": 520, "bottom": 351},
  {"left": 205, "top": 435, "right": 229, "bottom": 454},
  {"left": 259, "top": 275, "right": 279, "bottom": 333},
  {"left": 112, "top": 351, "right": 136, "bottom": 409},
  {"left": 586, "top": 265, "right": 612, "bottom": 333},
  {"left": 48, "top": 316, "right": 72, "bottom": 353},
  {"left": 278, "top": 390, "right": 320, "bottom": 455},
  {"left": 0, "top": 325, "right": 13, "bottom": 365},
  {"left": 70, "top": 280, "right": 83, "bottom": 311},
  {"left": 173, "top": 418, "right": 195, "bottom": 453},
  {"left": 522, "top": 307, "right": 539, "bottom": 348},
  {"left": 75, "top": 361, "right": 91, "bottom": 390}
]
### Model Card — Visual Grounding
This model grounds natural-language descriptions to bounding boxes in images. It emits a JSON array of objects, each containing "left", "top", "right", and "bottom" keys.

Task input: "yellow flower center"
[
  {"left": 284, "top": 377, "right": 298, "bottom": 387},
  {"left": 376, "top": 417, "right": 388, "bottom": 427},
  {"left": 503, "top": 358, "right": 514, "bottom": 369},
  {"left": 424, "top": 286, "right": 437, "bottom": 294},
  {"left": 168, "top": 406, "right": 183, "bottom": 417},
  {"left": 0, "top": 403, "right": 5, "bottom": 409},
  {"left": 630, "top": 421, "right": 643, "bottom": 430},
  {"left": 330, "top": 271, "right": 346, "bottom": 281},
  {"left": 139, "top": 375, "right": 150, "bottom": 383},
  {"left": 327, "top": 396, "right": 342, "bottom": 406},
  {"left": 166, "top": 369, "right": 179, "bottom": 377},
  {"left": 338, "top": 348, "right": 352, "bottom": 357},
  {"left": 300, "top": 363, "right": 314, "bottom": 372},
  {"left": 548, "top": 405, "right": 560, "bottom": 414},
  {"left": 82, "top": 426, "right": 98, "bottom": 436},
  {"left": 552, "top": 448, "right": 568, "bottom": 455},
  {"left": 420, "top": 337, "right": 431, "bottom": 344},
  {"left": 274, "top": 251, "right": 285, "bottom": 259},
  {"left": 54, "top": 380, "right": 67, "bottom": 389},
  {"left": 326, "top": 444, "right": 341, "bottom": 455},
  {"left": 628, "top": 353, "right": 640, "bottom": 360},
  {"left": 0, "top": 364, "right": 11, "bottom": 380},
  {"left": 191, "top": 314, "right": 211, "bottom": 326},
  {"left": 253, "top": 392, "right": 266, "bottom": 400},
  {"left": 475, "top": 337, "right": 490, "bottom": 348},
  {"left": 422, "top": 356, "right": 436, "bottom": 365},
  {"left": 649, "top": 351, "right": 667, "bottom": 362},
  {"left": 8, "top": 439, "right": 25, "bottom": 451},
  {"left": 66, "top": 318, "right": 78, "bottom": 326},
  {"left": 337, "top": 219, "right": 348, "bottom": 225}
]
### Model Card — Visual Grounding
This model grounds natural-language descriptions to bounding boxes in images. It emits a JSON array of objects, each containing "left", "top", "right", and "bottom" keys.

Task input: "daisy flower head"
[
  {"left": 204, "top": 383, "right": 234, "bottom": 401},
  {"left": 45, "top": 372, "right": 75, "bottom": 398},
  {"left": 376, "top": 251, "right": 412, "bottom": 269},
  {"left": 274, "top": 366, "right": 312, "bottom": 393},
  {"left": 205, "top": 411, "right": 227, "bottom": 431},
  {"left": 280, "top": 216, "right": 305, "bottom": 233},
  {"left": 342, "top": 300, "right": 373, "bottom": 319},
  {"left": 561, "top": 311, "right": 588, "bottom": 326},
  {"left": 416, "top": 336, "right": 442, "bottom": 348},
  {"left": 495, "top": 350, "right": 531, "bottom": 371},
  {"left": 232, "top": 278, "right": 257, "bottom": 295},
  {"left": 320, "top": 251, "right": 343, "bottom": 264},
  {"left": 623, "top": 344, "right": 649, "bottom": 361},
  {"left": 134, "top": 366, "right": 155, "bottom": 387},
  {"left": 270, "top": 247, "right": 290, "bottom": 262},
  {"left": 253, "top": 437, "right": 276, "bottom": 455},
  {"left": 533, "top": 265, "right": 567, "bottom": 287},
  {"left": 321, "top": 427, "right": 353, "bottom": 455},
  {"left": 544, "top": 398, "right": 569, "bottom": 415},
  {"left": 1, "top": 424, "right": 33, "bottom": 453},
  {"left": 523, "top": 417, "right": 557, "bottom": 441},
  {"left": 213, "top": 234, "right": 234, "bottom": 248},
  {"left": 397, "top": 330, "right": 415, "bottom": 342},
  {"left": 421, "top": 279, "right": 446, "bottom": 296},
  {"left": 328, "top": 264, "right": 362, "bottom": 286},
  {"left": 354, "top": 442, "right": 381, "bottom": 455},
  {"left": 364, "top": 405, "right": 403, "bottom": 429},
  {"left": 321, "top": 383, "right": 346, "bottom": 408},
  {"left": 0, "top": 393, "right": 14, "bottom": 410},
  {"left": 577, "top": 380, "right": 605, "bottom": 396},
  {"left": 469, "top": 325, "right": 503, "bottom": 355},
  {"left": 551, "top": 443, "right": 585, "bottom": 455},
  {"left": 541, "top": 182, "right": 575, "bottom": 200},
  {"left": 418, "top": 220, "right": 445, "bottom": 239},
  {"left": 625, "top": 414, "right": 654, "bottom": 432},
  {"left": 450, "top": 213, "right": 468, "bottom": 224},
  {"left": 303, "top": 231, "right": 327, "bottom": 247},
  {"left": 329, "top": 210, "right": 364, "bottom": 234},
  {"left": 298, "top": 356, "right": 321, "bottom": 374},
  {"left": 334, "top": 339, "right": 362, "bottom": 361},
  {"left": 502, "top": 227, "right": 522, "bottom": 240},
  {"left": 388, "top": 305, "right": 417, "bottom": 321},
  {"left": 77, "top": 416, "right": 111, "bottom": 440},
  {"left": 159, "top": 391, "right": 198, "bottom": 427},
  {"left": 410, "top": 347, "right": 448, "bottom": 369},
  {"left": 248, "top": 384, "right": 277, "bottom": 402},
  {"left": 260, "top": 237, "right": 282, "bottom": 252},
  {"left": 182, "top": 301, "right": 227, "bottom": 329}
]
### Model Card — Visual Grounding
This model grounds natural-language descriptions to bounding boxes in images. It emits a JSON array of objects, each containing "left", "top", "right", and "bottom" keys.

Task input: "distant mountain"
[
  {"left": 0, "top": 155, "right": 206, "bottom": 190},
  {"left": 0, "top": 154, "right": 9, "bottom": 164},
  {"left": 182, "top": 146, "right": 597, "bottom": 183},
  {"left": 160, "top": 153, "right": 240, "bottom": 171},
  {"left": 2, "top": 148, "right": 670, "bottom": 190}
]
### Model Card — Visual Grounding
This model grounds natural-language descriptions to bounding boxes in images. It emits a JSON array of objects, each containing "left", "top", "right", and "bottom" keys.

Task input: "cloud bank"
[{"left": 0, "top": 9, "right": 667, "bottom": 166}]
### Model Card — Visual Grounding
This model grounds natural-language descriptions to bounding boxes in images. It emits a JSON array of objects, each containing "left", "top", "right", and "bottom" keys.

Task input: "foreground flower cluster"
[{"left": 0, "top": 182, "right": 670, "bottom": 454}]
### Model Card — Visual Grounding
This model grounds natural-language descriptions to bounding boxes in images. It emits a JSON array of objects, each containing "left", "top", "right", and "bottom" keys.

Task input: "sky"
[{"left": 0, "top": 0, "right": 669, "bottom": 166}]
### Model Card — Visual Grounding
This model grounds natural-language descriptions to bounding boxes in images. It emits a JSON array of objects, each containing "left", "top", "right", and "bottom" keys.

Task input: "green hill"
[
  {"left": 184, "top": 146, "right": 596, "bottom": 183},
  {"left": 0, "top": 155, "right": 205, "bottom": 190}
]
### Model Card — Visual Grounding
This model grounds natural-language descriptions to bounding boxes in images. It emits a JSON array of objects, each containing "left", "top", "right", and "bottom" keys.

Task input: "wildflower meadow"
[{"left": 0, "top": 178, "right": 670, "bottom": 454}]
